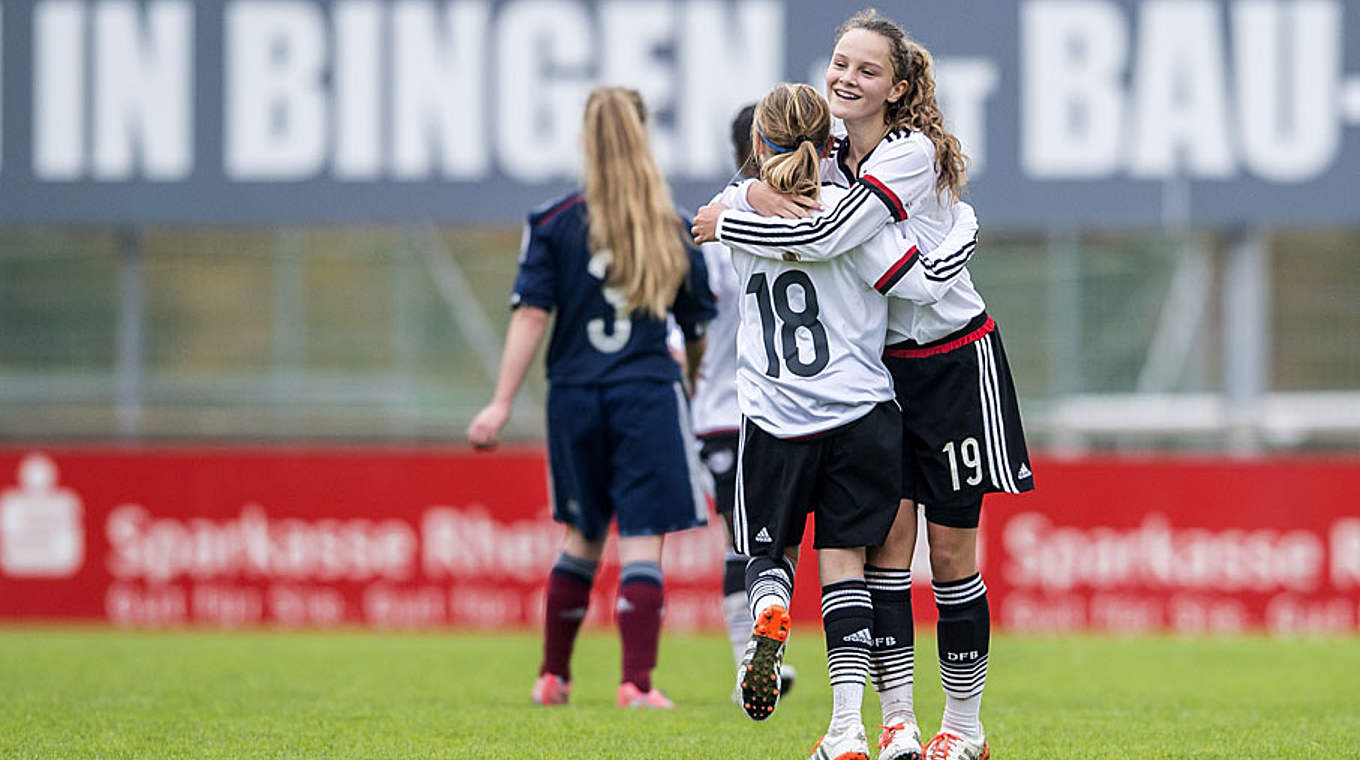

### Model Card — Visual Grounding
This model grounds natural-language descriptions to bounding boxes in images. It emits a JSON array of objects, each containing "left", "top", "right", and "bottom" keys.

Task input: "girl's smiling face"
[{"left": 825, "top": 28, "right": 908, "bottom": 125}]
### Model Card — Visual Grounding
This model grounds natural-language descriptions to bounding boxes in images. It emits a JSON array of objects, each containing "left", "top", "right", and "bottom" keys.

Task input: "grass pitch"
[{"left": 1, "top": 627, "right": 1356, "bottom": 759}]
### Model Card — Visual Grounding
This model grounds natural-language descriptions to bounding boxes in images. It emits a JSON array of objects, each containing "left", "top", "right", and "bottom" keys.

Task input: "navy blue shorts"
[{"left": 545, "top": 380, "right": 709, "bottom": 542}]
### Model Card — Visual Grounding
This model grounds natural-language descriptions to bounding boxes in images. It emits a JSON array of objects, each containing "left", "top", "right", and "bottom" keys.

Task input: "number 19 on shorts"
[{"left": 942, "top": 437, "right": 982, "bottom": 491}]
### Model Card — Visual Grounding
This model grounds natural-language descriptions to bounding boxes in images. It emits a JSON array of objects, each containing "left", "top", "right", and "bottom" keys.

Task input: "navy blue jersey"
[{"left": 511, "top": 192, "right": 717, "bottom": 386}]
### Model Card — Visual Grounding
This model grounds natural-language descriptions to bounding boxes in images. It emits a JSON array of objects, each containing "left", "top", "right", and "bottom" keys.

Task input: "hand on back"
[
  {"left": 748, "top": 181, "right": 821, "bottom": 219},
  {"left": 691, "top": 203, "right": 728, "bottom": 243}
]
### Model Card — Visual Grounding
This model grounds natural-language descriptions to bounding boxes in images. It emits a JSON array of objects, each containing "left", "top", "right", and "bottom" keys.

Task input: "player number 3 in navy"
[
  {"left": 942, "top": 436, "right": 983, "bottom": 491},
  {"left": 586, "top": 249, "right": 631, "bottom": 353},
  {"left": 744, "top": 270, "right": 830, "bottom": 379}
]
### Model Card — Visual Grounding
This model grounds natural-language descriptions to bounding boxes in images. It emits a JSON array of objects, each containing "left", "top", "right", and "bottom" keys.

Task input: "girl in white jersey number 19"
[{"left": 695, "top": 10, "right": 1035, "bottom": 760}]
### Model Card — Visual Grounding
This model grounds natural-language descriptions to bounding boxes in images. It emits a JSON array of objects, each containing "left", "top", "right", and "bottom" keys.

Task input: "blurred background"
[{"left": 1, "top": 0, "right": 1358, "bottom": 634}]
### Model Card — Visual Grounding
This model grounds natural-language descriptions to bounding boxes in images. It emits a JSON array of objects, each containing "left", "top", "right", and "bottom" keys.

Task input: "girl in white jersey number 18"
[
  {"left": 691, "top": 104, "right": 803, "bottom": 703},
  {"left": 711, "top": 82, "right": 981, "bottom": 760},
  {"left": 695, "top": 10, "right": 1035, "bottom": 760}
]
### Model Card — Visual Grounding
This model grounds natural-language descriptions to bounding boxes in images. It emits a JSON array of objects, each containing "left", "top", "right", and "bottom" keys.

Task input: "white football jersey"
[
  {"left": 719, "top": 128, "right": 986, "bottom": 345},
  {"left": 730, "top": 185, "right": 894, "bottom": 438},
  {"left": 690, "top": 238, "right": 741, "bottom": 437},
  {"left": 710, "top": 181, "right": 977, "bottom": 438}
]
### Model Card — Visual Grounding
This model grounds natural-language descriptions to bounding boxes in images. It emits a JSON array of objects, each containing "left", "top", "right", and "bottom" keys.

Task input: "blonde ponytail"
[
  {"left": 752, "top": 84, "right": 831, "bottom": 201},
  {"left": 582, "top": 87, "right": 690, "bottom": 320}
]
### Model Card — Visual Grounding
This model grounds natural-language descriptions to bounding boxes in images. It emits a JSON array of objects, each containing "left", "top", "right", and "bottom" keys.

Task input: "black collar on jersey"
[
  {"left": 835, "top": 135, "right": 881, "bottom": 181},
  {"left": 834, "top": 136, "right": 855, "bottom": 184},
  {"left": 836, "top": 128, "right": 912, "bottom": 181}
]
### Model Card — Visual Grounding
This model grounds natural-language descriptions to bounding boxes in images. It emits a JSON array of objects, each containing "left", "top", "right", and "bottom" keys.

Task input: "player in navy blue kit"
[{"left": 467, "top": 87, "right": 716, "bottom": 710}]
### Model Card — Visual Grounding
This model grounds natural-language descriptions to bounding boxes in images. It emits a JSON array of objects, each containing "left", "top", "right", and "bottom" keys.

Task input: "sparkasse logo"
[{"left": 0, "top": 454, "right": 85, "bottom": 577}]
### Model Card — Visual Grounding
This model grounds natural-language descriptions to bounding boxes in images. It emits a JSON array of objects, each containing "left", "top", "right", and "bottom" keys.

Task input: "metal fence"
[{"left": 2, "top": 225, "right": 1357, "bottom": 450}]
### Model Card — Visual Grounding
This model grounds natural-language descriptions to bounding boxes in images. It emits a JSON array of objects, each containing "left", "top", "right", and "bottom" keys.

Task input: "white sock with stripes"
[
  {"left": 723, "top": 592, "right": 750, "bottom": 665},
  {"left": 722, "top": 552, "right": 752, "bottom": 665}
]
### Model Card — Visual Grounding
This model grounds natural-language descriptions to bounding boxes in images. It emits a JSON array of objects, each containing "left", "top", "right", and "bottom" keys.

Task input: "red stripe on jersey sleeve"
[
  {"left": 874, "top": 245, "right": 919, "bottom": 294},
  {"left": 860, "top": 174, "right": 908, "bottom": 221}
]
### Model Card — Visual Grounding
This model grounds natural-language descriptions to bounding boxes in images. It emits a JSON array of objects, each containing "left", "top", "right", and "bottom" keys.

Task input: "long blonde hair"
[
  {"left": 582, "top": 87, "right": 689, "bottom": 320},
  {"left": 752, "top": 84, "right": 831, "bottom": 200},
  {"left": 836, "top": 8, "right": 969, "bottom": 202}
]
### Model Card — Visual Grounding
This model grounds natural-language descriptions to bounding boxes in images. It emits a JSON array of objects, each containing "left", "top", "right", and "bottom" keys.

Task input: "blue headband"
[
  {"left": 758, "top": 132, "right": 794, "bottom": 154},
  {"left": 759, "top": 132, "right": 826, "bottom": 154}
]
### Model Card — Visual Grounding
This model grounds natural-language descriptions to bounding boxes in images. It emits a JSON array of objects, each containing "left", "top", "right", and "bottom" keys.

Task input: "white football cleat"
[
  {"left": 778, "top": 663, "right": 798, "bottom": 697},
  {"left": 923, "top": 731, "right": 989, "bottom": 760},
  {"left": 809, "top": 724, "right": 870, "bottom": 760},
  {"left": 877, "top": 721, "right": 923, "bottom": 760}
]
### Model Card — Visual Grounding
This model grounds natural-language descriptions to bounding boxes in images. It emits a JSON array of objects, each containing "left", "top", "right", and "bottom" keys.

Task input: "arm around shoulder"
[
  {"left": 715, "top": 186, "right": 894, "bottom": 262},
  {"left": 871, "top": 201, "right": 980, "bottom": 305}
]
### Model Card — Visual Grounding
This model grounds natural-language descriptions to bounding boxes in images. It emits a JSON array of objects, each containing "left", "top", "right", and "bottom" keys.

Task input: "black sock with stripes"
[
  {"left": 934, "top": 572, "right": 989, "bottom": 739},
  {"left": 821, "top": 578, "right": 873, "bottom": 735},
  {"left": 745, "top": 554, "right": 795, "bottom": 620},
  {"left": 865, "top": 564, "right": 915, "bottom": 726}
]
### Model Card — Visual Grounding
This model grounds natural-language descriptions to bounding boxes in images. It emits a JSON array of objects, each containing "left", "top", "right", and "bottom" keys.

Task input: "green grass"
[{"left": 1, "top": 628, "right": 1357, "bottom": 759}]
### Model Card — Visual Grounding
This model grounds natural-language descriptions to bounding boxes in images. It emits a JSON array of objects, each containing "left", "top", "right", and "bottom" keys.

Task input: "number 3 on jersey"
[
  {"left": 587, "top": 250, "right": 631, "bottom": 353},
  {"left": 745, "top": 270, "right": 830, "bottom": 378}
]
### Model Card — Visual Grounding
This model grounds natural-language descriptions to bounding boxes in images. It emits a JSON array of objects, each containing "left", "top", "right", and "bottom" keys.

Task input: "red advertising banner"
[
  {"left": 1, "top": 447, "right": 1357, "bottom": 634},
  {"left": 0, "top": 446, "right": 726, "bottom": 630},
  {"left": 981, "top": 458, "right": 1360, "bottom": 635}
]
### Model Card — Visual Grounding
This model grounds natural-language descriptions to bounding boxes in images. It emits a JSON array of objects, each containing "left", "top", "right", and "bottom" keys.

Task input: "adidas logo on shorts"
[
  {"left": 842, "top": 628, "right": 874, "bottom": 646},
  {"left": 755, "top": 527, "right": 773, "bottom": 543},
  {"left": 1017, "top": 463, "right": 1032, "bottom": 479}
]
